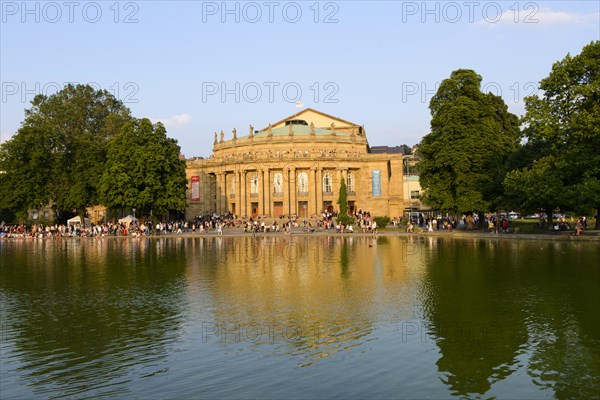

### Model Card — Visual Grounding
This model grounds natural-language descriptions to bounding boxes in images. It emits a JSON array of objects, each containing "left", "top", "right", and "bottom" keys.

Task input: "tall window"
[
  {"left": 250, "top": 173, "right": 259, "bottom": 194},
  {"left": 297, "top": 172, "right": 308, "bottom": 193},
  {"left": 273, "top": 172, "right": 283, "bottom": 194},
  {"left": 231, "top": 175, "right": 236, "bottom": 194},
  {"left": 323, "top": 172, "right": 332, "bottom": 193},
  {"left": 347, "top": 171, "right": 355, "bottom": 193}
]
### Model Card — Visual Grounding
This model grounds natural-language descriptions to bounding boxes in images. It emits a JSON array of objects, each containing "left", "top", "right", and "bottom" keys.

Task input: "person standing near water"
[{"left": 575, "top": 219, "right": 583, "bottom": 236}]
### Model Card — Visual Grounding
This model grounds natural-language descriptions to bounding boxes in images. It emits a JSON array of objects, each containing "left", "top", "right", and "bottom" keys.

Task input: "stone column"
[
  {"left": 258, "top": 168, "right": 265, "bottom": 217},
  {"left": 283, "top": 168, "right": 290, "bottom": 217},
  {"left": 357, "top": 168, "right": 365, "bottom": 213},
  {"left": 265, "top": 168, "right": 271, "bottom": 217},
  {"left": 289, "top": 167, "right": 296, "bottom": 217},
  {"left": 222, "top": 173, "right": 227, "bottom": 214},
  {"left": 316, "top": 168, "right": 323, "bottom": 215},
  {"left": 221, "top": 173, "right": 227, "bottom": 214},
  {"left": 216, "top": 173, "right": 223, "bottom": 214},
  {"left": 241, "top": 170, "right": 247, "bottom": 218},
  {"left": 310, "top": 167, "right": 317, "bottom": 217},
  {"left": 235, "top": 171, "right": 242, "bottom": 218},
  {"left": 331, "top": 169, "right": 339, "bottom": 212}
]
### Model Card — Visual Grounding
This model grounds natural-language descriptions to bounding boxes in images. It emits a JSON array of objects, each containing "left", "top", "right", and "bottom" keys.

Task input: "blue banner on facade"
[{"left": 372, "top": 170, "right": 381, "bottom": 196}]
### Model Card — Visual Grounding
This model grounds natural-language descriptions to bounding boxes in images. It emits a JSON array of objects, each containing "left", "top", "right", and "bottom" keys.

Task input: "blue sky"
[{"left": 1, "top": 1, "right": 598, "bottom": 157}]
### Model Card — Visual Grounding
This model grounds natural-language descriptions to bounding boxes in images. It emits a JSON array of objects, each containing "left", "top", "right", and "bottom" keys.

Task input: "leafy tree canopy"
[
  {"left": 503, "top": 40, "right": 600, "bottom": 227},
  {"left": 418, "top": 69, "right": 520, "bottom": 213},
  {"left": 0, "top": 84, "right": 131, "bottom": 219},
  {"left": 99, "top": 118, "right": 187, "bottom": 216}
]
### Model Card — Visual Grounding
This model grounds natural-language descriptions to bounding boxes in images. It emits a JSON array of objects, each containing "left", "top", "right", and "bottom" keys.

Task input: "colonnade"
[{"left": 213, "top": 167, "right": 350, "bottom": 218}]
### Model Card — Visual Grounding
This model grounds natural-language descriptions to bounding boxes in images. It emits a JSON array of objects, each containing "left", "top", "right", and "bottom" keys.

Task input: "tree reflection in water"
[{"left": 420, "top": 238, "right": 599, "bottom": 399}]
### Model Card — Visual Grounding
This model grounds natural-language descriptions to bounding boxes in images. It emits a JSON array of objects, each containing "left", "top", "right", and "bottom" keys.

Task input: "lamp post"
[{"left": 133, "top": 208, "right": 136, "bottom": 221}]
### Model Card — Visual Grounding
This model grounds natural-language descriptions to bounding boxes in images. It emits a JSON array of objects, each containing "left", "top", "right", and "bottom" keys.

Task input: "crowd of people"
[
  {"left": 0, "top": 212, "right": 593, "bottom": 239},
  {"left": 0, "top": 218, "right": 232, "bottom": 239}
]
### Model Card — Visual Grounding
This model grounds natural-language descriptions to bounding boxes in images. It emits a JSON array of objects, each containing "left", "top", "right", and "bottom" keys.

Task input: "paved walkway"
[
  {"left": 3, "top": 227, "right": 598, "bottom": 242},
  {"left": 144, "top": 226, "right": 600, "bottom": 242}
]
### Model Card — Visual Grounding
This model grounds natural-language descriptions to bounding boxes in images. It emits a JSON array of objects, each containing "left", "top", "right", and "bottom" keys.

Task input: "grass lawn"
[
  {"left": 509, "top": 218, "right": 597, "bottom": 233},
  {"left": 510, "top": 219, "right": 549, "bottom": 233}
]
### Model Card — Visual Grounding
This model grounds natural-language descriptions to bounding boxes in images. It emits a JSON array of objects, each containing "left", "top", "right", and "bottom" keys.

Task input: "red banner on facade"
[{"left": 191, "top": 176, "right": 200, "bottom": 201}]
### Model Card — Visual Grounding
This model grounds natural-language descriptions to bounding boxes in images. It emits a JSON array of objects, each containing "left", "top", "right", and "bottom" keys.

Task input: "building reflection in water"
[{"left": 183, "top": 235, "right": 418, "bottom": 367}]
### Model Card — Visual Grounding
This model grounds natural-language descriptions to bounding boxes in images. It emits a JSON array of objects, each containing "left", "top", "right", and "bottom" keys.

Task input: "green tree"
[
  {"left": 418, "top": 69, "right": 520, "bottom": 216},
  {"left": 337, "top": 177, "right": 348, "bottom": 215},
  {"left": 0, "top": 125, "right": 55, "bottom": 221},
  {"left": 504, "top": 41, "right": 600, "bottom": 229},
  {"left": 0, "top": 84, "right": 131, "bottom": 220},
  {"left": 336, "top": 177, "right": 354, "bottom": 226},
  {"left": 99, "top": 118, "right": 187, "bottom": 217},
  {"left": 504, "top": 156, "right": 568, "bottom": 217}
]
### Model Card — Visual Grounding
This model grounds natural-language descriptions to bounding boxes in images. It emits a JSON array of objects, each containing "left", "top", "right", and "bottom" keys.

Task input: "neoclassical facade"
[{"left": 185, "top": 109, "right": 405, "bottom": 219}]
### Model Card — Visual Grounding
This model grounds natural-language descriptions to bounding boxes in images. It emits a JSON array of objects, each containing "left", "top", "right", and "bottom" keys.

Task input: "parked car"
[{"left": 525, "top": 213, "right": 548, "bottom": 220}]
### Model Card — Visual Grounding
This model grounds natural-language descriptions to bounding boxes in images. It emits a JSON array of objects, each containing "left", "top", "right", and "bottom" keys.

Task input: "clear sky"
[{"left": 1, "top": 1, "right": 598, "bottom": 157}]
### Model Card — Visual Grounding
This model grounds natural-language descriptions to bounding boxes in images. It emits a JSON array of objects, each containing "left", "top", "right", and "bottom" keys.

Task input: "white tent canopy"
[
  {"left": 67, "top": 216, "right": 91, "bottom": 227},
  {"left": 118, "top": 215, "right": 138, "bottom": 225}
]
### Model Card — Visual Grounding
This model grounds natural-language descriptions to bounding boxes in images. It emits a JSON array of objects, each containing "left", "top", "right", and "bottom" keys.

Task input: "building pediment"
[{"left": 260, "top": 108, "right": 363, "bottom": 133}]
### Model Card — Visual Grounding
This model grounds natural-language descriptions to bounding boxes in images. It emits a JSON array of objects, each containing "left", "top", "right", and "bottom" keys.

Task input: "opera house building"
[{"left": 185, "top": 109, "right": 406, "bottom": 220}]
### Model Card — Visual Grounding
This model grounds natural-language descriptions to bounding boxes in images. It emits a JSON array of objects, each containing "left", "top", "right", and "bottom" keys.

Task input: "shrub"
[
  {"left": 337, "top": 214, "right": 355, "bottom": 226},
  {"left": 373, "top": 216, "right": 390, "bottom": 228}
]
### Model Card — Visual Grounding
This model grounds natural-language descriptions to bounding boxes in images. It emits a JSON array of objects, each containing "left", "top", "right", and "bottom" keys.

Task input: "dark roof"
[{"left": 369, "top": 146, "right": 406, "bottom": 155}]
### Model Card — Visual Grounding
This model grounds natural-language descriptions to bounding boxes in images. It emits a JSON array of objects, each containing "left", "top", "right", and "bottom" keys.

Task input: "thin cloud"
[
  {"left": 476, "top": 8, "right": 599, "bottom": 27},
  {"left": 151, "top": 113, "right": 192, "bottom": 128}
]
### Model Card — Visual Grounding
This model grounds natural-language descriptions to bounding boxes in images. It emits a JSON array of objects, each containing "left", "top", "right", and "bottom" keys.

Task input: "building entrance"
[
  {"left": 273, "top": 202, "right": 283, "bottom": 218},
  {"left": 298, "top": 201, "right": 308, "bottom": 218}
]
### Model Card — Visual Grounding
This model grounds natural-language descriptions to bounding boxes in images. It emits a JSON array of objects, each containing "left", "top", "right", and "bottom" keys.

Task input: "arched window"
[
  {"left": 273, "top": 172, "right": 283, "bottom": 194},
  {"left": 347, "top": 171, "right": 355, "bottom": 193},
  {"left": 323, "top": 172, "right": 332, "bottom": 193},
  {"left": 250, "top": 173, "right": 259, "bottom": 194},
  {"left": 297, "top": 172, "right": 308, "bottom": 193}
]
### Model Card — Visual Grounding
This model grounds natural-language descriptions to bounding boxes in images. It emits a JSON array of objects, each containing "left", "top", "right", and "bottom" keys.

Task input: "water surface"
[{"left": 1, "top": 236, "right": 598, "bottom": 399}]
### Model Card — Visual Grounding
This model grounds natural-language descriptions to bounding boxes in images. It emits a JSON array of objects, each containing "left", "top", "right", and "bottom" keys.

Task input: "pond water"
[{"left": 1, "top": 236, "right": 598, "bottom": 399}]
